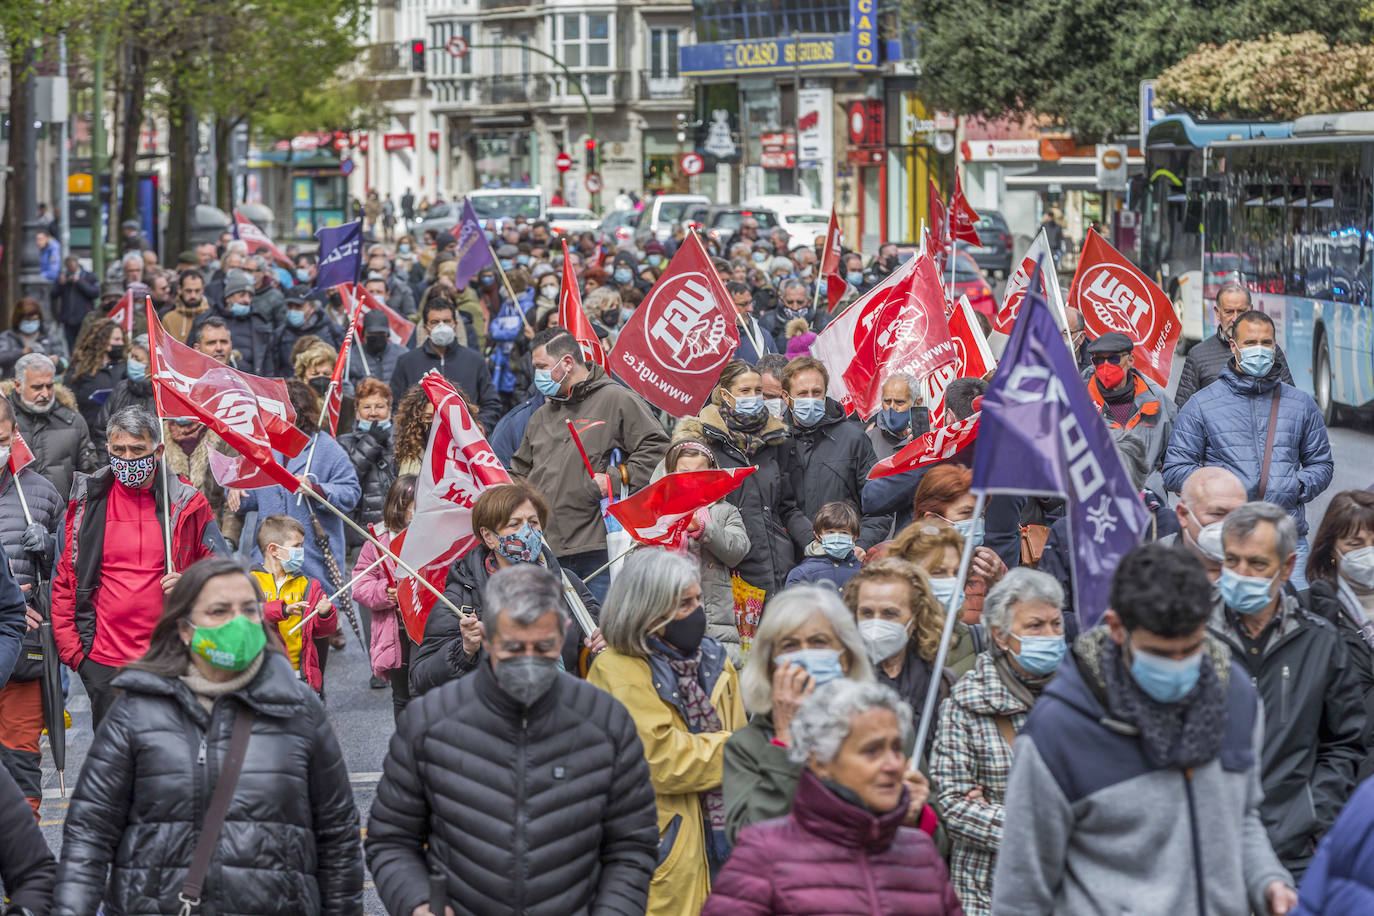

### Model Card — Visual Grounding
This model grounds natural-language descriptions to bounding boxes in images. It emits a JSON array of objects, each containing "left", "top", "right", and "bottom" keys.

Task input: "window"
[
  {"left": 553, "top": 11, "right": 615, "bottom": 97},
  {"left": 650, "top": 28, "right": 679, "bottom": 79},
  {"left": 429, "top": 21, "right": 472, "bottom": 76}
]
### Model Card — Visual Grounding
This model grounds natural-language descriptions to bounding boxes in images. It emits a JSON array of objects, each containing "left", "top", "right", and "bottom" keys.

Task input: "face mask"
[
  {"left": 878, "top": 407, "right": 909, "bottom": 435},
  {"left": 365, "top": 334, "right": 388, "bottom": 355},
  {"left": 125, "top": 359, "right": 148, "bottom": 382},
  {"left": 783, "top": 306, "right": 811, "bottom": 322},
  {"left": 484, "top": 230, "right": 496, "bottom": 243},
  {"left": 496, "top": 523, "right": 543, "bottom": 564},
  {"left": 764, "top": 398, "right": 785, "bottom": 419},
  {"left": 1130, "top": 643, "right": 1203, "bottom": 704},
  {"left": 1011, "top": 634, "right": 1066, "bottom": 676},
  {"left": 276, "top": 544, "right": 306, "bottom": 574},
  {"left": 792, "top": 397, "right": 825, "bottom": 427},
  {"left": 356, "top": 418, "right": 392, "bottom": 434},
  {"left": 1236, "top": 344, "right": 1275, "bottom": 377},
  {"left": 951, "top": 516, "right": 985, "bottom": 548},
  {"left": 229, "top": 302, "right": 252, "bottom": 318},
  {"left": 286, "top": 309, "right": 306, "bottom": 328},
  {"left": 752, "top": 252, "right": 768, "bottom": 264},
  {"left": 600, "top": 310, "right": 620, "bottom": 327},
  {"left": 731, "top": 393, "right": 764, "bottom": 416},
  {"left": 928, "top": 576, "right": 961, "bottom": 609},
  {"left": 846, "top": 271, "right": 864, "bottom": 286},
  {"left": 189, "top": 614, "right": 268, "bottom": 672},
  {"left": 1340, "top": 546, "right": 1374, "bottom": 589},
  {"left": 1218, "top": 566, "right": 1278, "bottom": 615},
  {"left": 428, "top": 323, "right": 457, "bottom": 348},
  {"left": 295, "top": 268, "right": 311, "bottom": 283},
  {"left": 1094, "top": 362, "right": 1126, "bottom": 390},
  {"left": 480, "top": 275, "right": 497, "bottom": 288},
  {"left": 1182, "top": 504, "right": 1225, "bottom": 562},
  {"left": 533, "top": 361, "right": 567, "bottom": 398},
  {"left": 820, "top": 532, "right": 853, "bottom": 560},
  {"left": 0, "top": 446, "right": 10, "bottom": 466},
  {"left": 495, "top": 654, "right": 559, "bottom": 706},
  {"left": 110, "top": 452, "right": 156, "bottom": 488},
  {"left": 539, "top": 285, "right": 558, "bottom": 300},
  {"left": 398, "top": 244, "right": 411, "bottom": 255},
  {"left": 516, "top": 254, "right": 530, "bottom": 266},
  {"left": 499, "top": 258, "right": 515, "bottom": 272},
  {"left": 109, "top": 345, "right": 125, "bottom": 363},
  {"left": 774, "top": 648, "right": 845, "bottom": 687},
  {"left": 858, "top": 618, "right": 910, "bottom": 665},
  {"left": 308, "top": 376, "right": 331, "bottom": 397},
  {"left": 18, "top": 319, "right": 40, "bottom": 335},
  {"left": 613, "top": 268, "right": 633, "bottom": 284},
  {"left": 660, "top": 604, "right": 707, "bottom": 655},
  {"left": 647, "top": 254, "right": 663, "bottom": 267}
]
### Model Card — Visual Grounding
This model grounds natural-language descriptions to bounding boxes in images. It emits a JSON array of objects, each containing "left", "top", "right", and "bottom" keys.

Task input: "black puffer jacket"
[
  {"left": 53, "top": 653, "right": 364, "bottom": 915},
  {"left": 67, "top": 361, "right": 124, "bottom": 435},
  {"left": 337, "top": 425, "right": 396, "bottom": 546},
  {"left": 6, "top": 386, "right": 100, "bottom": 502},
  {"left": 367, "top": 657, "right": 658, "bottom": 916},
  {"left": 0, "top": 466, "right": 63, "bottom": 589},
  {"left": 788, "top": 399, "right": 892, "bottom": 548},
  {"left": 94, "top": 375, "right": 156, "bottom": 447},
  {"left": 409, "top": 546, "right": 598, "bottom": 697}
]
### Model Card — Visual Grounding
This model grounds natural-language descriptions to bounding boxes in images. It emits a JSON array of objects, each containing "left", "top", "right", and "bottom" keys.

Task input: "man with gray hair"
[
  {"left": 367, "top": 563, "right": 658, "bottom": 916},
  {"left": 1208, "top": 501, "right": 1365, "bottom": 878},
  {"left": 865, "top": 372, "right": 928, "bottom": 460},
  {"left": 7, "top": 352, "right": 99, "bottom": 500},
  {"left": 50, "top": 405, "right": 221, "bottom": 726},
  {"left": 1176, "top": 282, "right": 1292, "bottom": 406}
]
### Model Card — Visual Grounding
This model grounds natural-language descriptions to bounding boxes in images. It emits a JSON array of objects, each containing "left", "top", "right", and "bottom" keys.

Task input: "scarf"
[
  {"left": 717, "top": 399, "right": 770, "bottom": 457},
  {"left": 990, "top": 642, "right": 1054, "bottom": 708},
  {"left": 657, "top": 642, "right": 725, "bottom": 830},
  {"left": 180, "top": 653, "right": 264, "bottom": 714},
  {"left": 1098, "top": 636, "right": 1227, "bottom": 769}
]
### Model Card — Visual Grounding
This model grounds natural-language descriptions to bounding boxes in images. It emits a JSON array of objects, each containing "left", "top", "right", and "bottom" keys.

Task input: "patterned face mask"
[{"left": 110, "top": 453, "right": 156, "bottom": 488}]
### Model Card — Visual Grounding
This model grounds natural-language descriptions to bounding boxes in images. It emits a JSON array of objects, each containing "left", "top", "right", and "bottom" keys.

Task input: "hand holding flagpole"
[{"left": 288, "top": 552, "right": 388, "bottom": 636}]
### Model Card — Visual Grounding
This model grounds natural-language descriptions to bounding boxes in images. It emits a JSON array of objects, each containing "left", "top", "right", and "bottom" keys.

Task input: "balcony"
[
  {"left": 366, "top": 42, "right": 404, "bottom": 74},
  {"left": 477, "top": 74, "right": 553, "bottom": 105},
  {"left": 641, "top": 73, "right": 690, "bottom": 101}
]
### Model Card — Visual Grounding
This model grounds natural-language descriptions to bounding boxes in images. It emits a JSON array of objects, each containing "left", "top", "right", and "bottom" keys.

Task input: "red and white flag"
[
  {"left": 818, "top": 209, "right": 843, "bottom": 278},
  {"left": 950, "top": 170, "right": 982, "bottom": 246},
  {"left": 323, "top": 286, "right": 363, "bottom": 436},
  {"left": 921, "top": 295, "right": 998, "bottom": 418},
  {"left": 608, "top": 231, "right": 739, "bottom": 416},
  {"left": 814, "top": 254, "right": 920, "bottom": 409},
  {"left": 608, "top": 467, "right": 756, "bottom": 549},
  {"left": 868, "top": 414, "right": 980, "bottom": 480},
  {"left": 7, "top": 428, "right": 34, "bottom": 476},
  {"left": 107, "top": 290, "right": 135, "bottom": 334},
  {"left": 1069, "top": 231, "right": 1180, "bottom": 388},
  {"left": 929, "top": 179, "right": 948, "bottom": 250},
  {"left": 395, "top": 372, "right": 511, "bottom": 643},
  {"left": 353, "top": 283, "right": 416, "bottom": 347},
  {"left": 233, "top": 209, "right": 293, "bottom": 268},
  {"left": 559, "top": 239, "right": 608, "bottom": 370},
  {"left": 993, "top": 229, "right": 1066, "bottom": 336}
]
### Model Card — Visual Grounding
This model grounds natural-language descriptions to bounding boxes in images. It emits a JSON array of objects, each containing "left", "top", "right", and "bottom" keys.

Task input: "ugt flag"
[
  {"left": 973, "top": 258, "right": 1148, "bottom": 627},
  {"left": 232, "top": 209, "right": 292, "bottom": 268},
  {"left": 454, "top": 199, "right": 496, "bottom": 289},
  {"left": 313, "top": 220, "right": 363, "bottom": 293},
  {"left": 993, "top": 227, "right": 1067, "bottom": 337},
  {"left": 353, "top": 283, "right": 416, "bottom": 347},
  {"left": 107, "top": 290, "right": 136, "bottom": 334},
  {"left": 608, "top": 468, "right": 756, "bottom": 548}
]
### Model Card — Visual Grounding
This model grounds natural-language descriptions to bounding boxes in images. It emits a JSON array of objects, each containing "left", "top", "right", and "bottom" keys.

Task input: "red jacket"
[
  {"left": 52, "top": 466, "right": 220, "bottom": 669},
  {"left": 704, "top": 769, "right": 964, "bottom": 916},
  {"left": 259, "top": 574, "right": 336, "bottom": 691}
]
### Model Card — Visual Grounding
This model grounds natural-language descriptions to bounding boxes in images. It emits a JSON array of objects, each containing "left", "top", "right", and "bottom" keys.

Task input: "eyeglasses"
[{"left": 1090, "top": 353, "right": 1124, "bottom": 366}]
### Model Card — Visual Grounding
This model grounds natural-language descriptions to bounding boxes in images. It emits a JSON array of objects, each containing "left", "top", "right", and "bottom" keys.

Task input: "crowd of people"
[{"left": 0, "top": 211, "right": 1369, "bottom": 916}]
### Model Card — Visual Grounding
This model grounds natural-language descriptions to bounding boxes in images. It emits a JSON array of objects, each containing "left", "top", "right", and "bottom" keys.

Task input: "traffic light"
[
  {"left": 584, "top": 138, "right": 596, "bottom": 170},
  {"left": 411, "top": 41, "right": 425, "bottom": 72}
]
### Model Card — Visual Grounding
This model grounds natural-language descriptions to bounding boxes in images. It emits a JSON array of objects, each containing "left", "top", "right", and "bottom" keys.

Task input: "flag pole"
[
  {"left": 287, "top": 552, "right": 388, "bottom": 636},
  {"left": 12, "top": 473, "right": 32, "bottom": 526},
  {"left": 294, "top": 400, "right": 330, "bottom": 507},
  {"left": 482, "top": 232, "right": 535, "bottom": 334},
  {"left": 576, "top": 543, "right": 638, "bottom": 583},
  {"left": 559, "top": 570, "right": 598, "bottom": 639},
  {"left": 910, "top": 491, "right": 986, "bottom": 764}
]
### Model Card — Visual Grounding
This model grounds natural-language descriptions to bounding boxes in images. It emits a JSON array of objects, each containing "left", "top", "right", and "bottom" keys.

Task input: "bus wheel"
[{"left": 1315, "top": 333, "right": 1337, "bottom": 426}]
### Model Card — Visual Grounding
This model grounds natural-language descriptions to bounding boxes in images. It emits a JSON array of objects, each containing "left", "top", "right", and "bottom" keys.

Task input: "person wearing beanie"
[
  {"left": 350, "top": 309, "right": 407, "bottom": 384},
  {"left": 190, "top": 268, "right": 277, "bottom": 375}
]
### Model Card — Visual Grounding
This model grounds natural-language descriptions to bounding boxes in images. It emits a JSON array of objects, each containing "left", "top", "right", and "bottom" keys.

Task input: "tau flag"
[
  {"left": 608, "top": 467, "right": 756, "bottom": 548},
  {"left": 609, "top": 231, "right": 738, "bottom": 416},
  {"left": 454, "top": 200, "right": 497, "bottom": 289},
  {"left": 313, "top": 220, "right": 363, "bottom": 293},
  {"left": 1069, "top": 231, "right": 1181, "bottom": 388},
  {"left": 973, "top": 258, "right": 1148, "bottom": 626}
]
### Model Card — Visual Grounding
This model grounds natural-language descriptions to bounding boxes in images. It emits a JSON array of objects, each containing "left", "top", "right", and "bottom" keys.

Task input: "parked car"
[
  {"left": 633, "top": 194, "right": 711, "bottom": 247},
  {"left": 547, "top": 206, "right": 601, "bottom": 236},
  {"left": 774, "top": 208, "right": 831, "bottom": 248},
  {"left": 596, "top": 209, "right": 639, "bottom": 248},
  {"left": 703, "top": 206, "right": 780, "bottom": 247},
  {"left": 741, "top": 194, "right": 815, "bottom": 214},
  {"left": 412, "top": 201, "right": 458, "bottom": 239},
  {"left": 468, "top": 187, "right": 545, "bottom": 225},
  {"left": 946, "top": 250, "right": 997, "bottom": 317},
  {"left": 955, "top": 210, "right": 1014, "bottom": 278}
]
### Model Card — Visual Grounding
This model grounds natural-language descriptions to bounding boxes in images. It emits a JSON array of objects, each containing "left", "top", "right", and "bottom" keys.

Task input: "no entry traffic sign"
[
  {"left": 555, "top": 151, "right": 573, "bottom": 173},
  {"left": 446, "top": 35, "right": 469, "bottom": 58}
]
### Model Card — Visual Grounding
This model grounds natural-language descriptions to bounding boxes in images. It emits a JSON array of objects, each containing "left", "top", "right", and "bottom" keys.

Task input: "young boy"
[
  {"left": 785, "top": 501, "right": 863, "bottom": 590},
  {"left": 251, "top": 514, "right": 338, "bottom": 694}
]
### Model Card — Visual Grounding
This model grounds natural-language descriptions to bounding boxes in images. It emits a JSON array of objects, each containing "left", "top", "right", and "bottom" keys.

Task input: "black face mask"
[
  {"left": 109, "top": 345, "right": 125, "bottom": 363},
  {"left": 660, "top": 605, "right": 706, "bottom": 656},
  {"left": 308, "top": 376, "right": 331, "bottom": 396},
  {"left": 365, "top": 333, "right": 388, "bottom": 355},
  {"left": 600, "top": 310, "right": 620, "bottom": 327}
]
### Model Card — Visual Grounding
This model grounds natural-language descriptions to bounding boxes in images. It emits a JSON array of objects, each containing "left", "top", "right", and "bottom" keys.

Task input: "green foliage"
[{"left": 253, "top": 76, "right": 391, "bottom": 142}]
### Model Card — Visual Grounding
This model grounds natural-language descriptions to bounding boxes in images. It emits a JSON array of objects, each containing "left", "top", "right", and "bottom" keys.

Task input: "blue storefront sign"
[
  {"left": 680, "top": 0, "right": 882, "bottom": 78},
  {"left": 851, "top": 0, "right": 877, "bottom": 69}
]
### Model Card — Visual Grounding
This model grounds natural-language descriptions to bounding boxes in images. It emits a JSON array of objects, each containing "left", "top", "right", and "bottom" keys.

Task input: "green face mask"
[{"left": 189, "top": 614, "right": 267, "bottom": 672}]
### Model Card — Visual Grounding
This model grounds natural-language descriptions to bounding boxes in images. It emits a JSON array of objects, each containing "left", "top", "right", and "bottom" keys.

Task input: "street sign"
[
  {"left": 1096, "top": 143, "right": 1128, "bottom": 191},
  {"left": 446, "top": 35, "right": 469, "bottom": 58},
  {"left": 555, "top": 151, "right": 574, "bottom": 173},
  {"left": 340, "top": 157, "right": 355, "bottom": 176},
  {"left": 679, "top": 152, "right": 704, "bottom": 176},
  {"left": 585, "top": 172, "right": 603, "bottom": 194}
]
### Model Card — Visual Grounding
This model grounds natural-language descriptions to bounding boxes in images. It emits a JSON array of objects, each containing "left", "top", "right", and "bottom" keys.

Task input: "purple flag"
[
  {"left": 972, "top": 257, "right": 1148, "bottom": 627},
  {"left": 313, "top": 220, "right": 363, "bottom": 293},
  {"left": 453, "top": 199, "right": 495, "bottom": 289}
]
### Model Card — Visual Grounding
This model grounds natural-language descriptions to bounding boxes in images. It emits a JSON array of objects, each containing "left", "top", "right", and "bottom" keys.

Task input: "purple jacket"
[{"left": 704, "top": 769, "right": 964, "bottom": 916}]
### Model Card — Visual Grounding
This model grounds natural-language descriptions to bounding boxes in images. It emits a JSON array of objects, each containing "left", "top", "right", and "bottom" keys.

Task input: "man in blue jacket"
[{"left": 1163, "top": 309, "right": 1333, "bottom": 590}]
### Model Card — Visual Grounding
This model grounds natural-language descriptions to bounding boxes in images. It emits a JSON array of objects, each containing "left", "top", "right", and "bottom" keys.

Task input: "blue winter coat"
[
  {"left": 1294, "top": 774, "right": 1374, "bottom": 915},
  {"left": 1162, "top": 365, "right": 1332, "bottom": 535}
]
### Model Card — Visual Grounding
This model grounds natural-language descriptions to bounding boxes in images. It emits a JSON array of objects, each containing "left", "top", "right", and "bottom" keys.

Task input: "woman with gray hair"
[
  {"left": 587, "top": 548, "right": 745, "bottom": 916},
  {"left": 723, "top": 584, "right": 874, "bottom": 842},
  {"left": 705, "top": 680, "right": 963, "bottom": 915},
  {"left": 928, "top": 566, "right": 1066, "bottom": 915}
]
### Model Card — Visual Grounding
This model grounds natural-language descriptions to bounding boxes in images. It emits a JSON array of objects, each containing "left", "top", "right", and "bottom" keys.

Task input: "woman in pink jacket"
[{"left": 352, "top": 475, "right": 416, "bottom": 721}]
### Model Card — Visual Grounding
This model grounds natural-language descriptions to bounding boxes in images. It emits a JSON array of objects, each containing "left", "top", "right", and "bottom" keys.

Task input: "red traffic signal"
[
  {"left": 411, "top": 41, "right": 425, "bottom": 72},
  {"left": 584, "top": 139, "right": 596, "bottom": 150}
]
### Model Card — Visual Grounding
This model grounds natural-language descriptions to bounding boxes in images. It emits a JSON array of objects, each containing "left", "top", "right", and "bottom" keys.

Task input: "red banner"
[
  {"left": 994, "top": 229, "right": 1064, "bottom": 336},
  {"left": 353, "top": 282, "right": 416, "bottom": 347},
  {"left": 928, "top": 178, "right": 947, "bottom": 249},
  {"left": 868, "top": 414, "right": 980, "bottom": 480},
  {"left": 814, "top": 254, "right": 919, "bottom": 409},
  {"left": 107, "top": 290, "right": 135, "bottom": 334},
  {"left": 1069, "top": 231, "right": 1180, "bottom": 387},
  {"left": 559, "top": 239, "right": 607, "bottom": 370},
  {"left": 921, "top": 295, "right": 998, "bottom": 419},
  {"left": 8, "top": 428, "right": 34, "bottom": 477},
  {"left": 607, "top": 467, "right": 756, "bottom": 548},
  {"left": 950, "top": 170, "right": 982, "bottom": 246},
  {"left": 608, "top": 231, "right": 739, "bottom": 416},
  {"left": 233, "top": 209, "right": 293, "bottom": 268},
  {"left": 819, "top": 209, "right": 843, "bottom": 278}
]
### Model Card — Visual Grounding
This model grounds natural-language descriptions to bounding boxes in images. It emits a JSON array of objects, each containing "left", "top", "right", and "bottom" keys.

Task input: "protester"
[
  {"left": 165, "top": 273, "right": 209, "bottom": 343},
  {"left": 338, "top": 377, "right": 396, "bottom": 549},
  {"left": 1157, "top": 465, "right": 1249, "bottom": 580},
  {"left": 52, "top": 255, "right": 101, "bottom": 350},
  {"left": 250, "top": 514, "right": 338, "bottom": 695},
  {"left": 354, "top": 475, "right": 416, "bottom": 717},
  {"left": 1176, "top": 282, "right": 1292, "bottom": 406},
  {"left": 53, "top": 557, "right": 363, "bottom": 914},
  {"left": 727, "top": 280, "right": 776, "bottom": 364},
  {"left": 192, "top": 315, "right": 236, "bottom": 367},
  {"left": 278, "top": 289, "right": 343, "bottom": 370},
  {"left": 587, "top": 549, "right": 746, "bottom": 916},
  {"left": 1083, "top": 331, "right": 1176, "bottom": 469},
  {"left": 785, "top": 501, "right": 864, "bottom": 589},
  {"left": 65, "top": 317, "right": 126, "bottom": 433},
  {"left": 992, "top": 543, "right": 1297, "bottom": 915},
  {"left": 0, "top": 297, "right": 68, "bottom": 377},
  {"left": 930, "top": 568, "right": 1065, "bottom": 915},
  {"left": 349, "top": 309, "right": 406, "bottom": 384},
  {"left": 391, "top": 383, "right": 432, "bottom": 477},
  {"left": 390, "top": 298, "right": 502, "bottom": 430},
  {"left": 162, "top": 414, "right": 239, "bottom": 549},
  {"left": 904, "top": 465, "right": 1006, "bottom": 623},
  {"left": 191, "top": 268, "right": 277, "bottom": 376},
  {"left": 866, "top": 372, "right": 925, "bottom": 461},
  {"left": 724, "top": 585, "right": 873, "bottom": 841},
  {"left": 1209, "top": 501, "right": 1365, "bottom": 877},
  {"left": 1164, "top": 309, "right": 1333, "bottom": 590},
  {"left": 367, "top": 563, "right": 658, "bottom": 916},
  {"left": 0, "top": 763, "right": 56, "bottom": 907},
  {"left": 706, "top": 680, "right": 961, "bottom": 915},
  {"left": 93, "top": 334, "right": 155, "bottom": 447}
]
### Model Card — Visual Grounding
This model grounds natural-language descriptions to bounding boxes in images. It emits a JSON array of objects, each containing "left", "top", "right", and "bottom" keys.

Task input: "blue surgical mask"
[
  {"left": 516, "top": 254, "right": 530, "bottom": 266},
  {"left": 878, "top": 407, "right": 910, "bottom": 435},
  {"left": 846, "top": 271, "right": 864, "bottom": 287},
  {"left": 279, "top": 545, "right": 306, "bottom": 575},
  {"left": 820, "top": 532, "right": 853, "bottom": 560},
  {"left": 951, "top": 516, "right": 985, "bottom": 548},
  {"left": 791, "top": 397, "right": 825, "bottom": 427},
  {"left": 1012, "top": 634, "right": 1065, "bottom": 676},
  {"left": 295, "top": 268, "right": 310, "bottom": 283},
  {"left": 484, "top": 230, "right": 496, "bottom": 243},
  {"left": 229, "top": 302, "right": 252, "bottom": 318},
  {"left": 1130, "top": 643, "right": 1203, "bottom": 704},
  {"left": 125, "top": 359, "right": 148, "bottom": 382},
  {"left": 480, "top": 275, "right": 497, "bottom": 287},
  {"left": 286, "top": 309, "right": 306, "bottom": 328},
  {"left": 18, "top": 319, "right": 40, "bottom": 335},
  {"left": 398, "top": 244, "right": 411, "bottom": 255},
  {"left": 647, "top": 254, "right": 663, "bottom": 267},
  {"left": 929, "top": 576, "right": 961, "bottom": 609},
  {"left": 533, "top": 362, "right": 566, "bottom": 398},
  {"left": 731, "top": 393, "right": 764, "bottom": 416},
  {"left": 1218, "top": 567, "right": 1278, "bottom": 615},
  {"left": 499, "top": 258, "right": 514, "bottom": 272},
  {"left": 613, "top": 268, "right": 633, "bottom": 285},
  {"left": 356, "top": 418, "right": 392, "bottom": 433},
  {"left": 752, "top": 251, "right": 768, "bottom": 264},
  {"left": 774, "top": 648, "right": 845, "bottom": 687},
  {"left": 1236, "top": 345, "right": 1275, "bottom": 377}
]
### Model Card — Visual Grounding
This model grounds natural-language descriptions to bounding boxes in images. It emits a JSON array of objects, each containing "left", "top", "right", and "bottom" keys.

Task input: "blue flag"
[
  {"left": 314, "top": 220, "right": 363, "bottom": 293},
  {"left": 972, "top": 258, "right": 1148, "bottom": 627},
  {"left": 454, "top": 200, "right": 496, "bottom": 290}
]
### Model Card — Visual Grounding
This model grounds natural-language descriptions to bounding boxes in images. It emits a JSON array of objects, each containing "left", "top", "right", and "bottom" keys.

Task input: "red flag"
[
  {"left": 233, "top": 209, "right": 293, "bottom": 268},
  {"left": 814, "top": 255, "right": 920, "bottom": 410},
  {"left": 395, "top": 372, "right": 511, "bottom": 643},
  {"left": 868, "top": 414, "right": 980, "bottom": 480},
  {"left": 994, "top": 230, "right": 1066, "bottom": 336},
  {"left": 607, "top": 232, "right": 739, "bottom": 416},
  {"left": 323, "top": 286, "right": 362, "bottom": 436},
  {"left": 1069, "top": 231, "right": 1180, "bottom": 388},
  {"left": 842, "top": 250, "right": 957, "bottom": 420},
  {"left": 818, "top": 209, "right": 843, "bottom": 278},
  {"left": 950, "top": 170, "right": 982, "bottom": 246},
  {"left": 559, "top": 239, "right": 608, "bottom": 370},
  {"left": 588, "top": 244, "right": 606, "bottom": 271},
  {"left": 107, "top": 290, "right": 135, "bottom": 334},
  {"left": 7, "top": 428, "right": 34, "bottom": 476},
  {"left": 608, "top": 468, "right": 756, "bottom": 548},
  {"left": 353, "top": 283, "right": 416, "bottom": 347},
  {"left": 920, "top": 295, "right": 998, "bottom": 419},
  {"left": 826, "top": 273, "right": 848, "bottom": 313},
  {"left": 928, "top": 179, "right": 948, "bottom": 249}
]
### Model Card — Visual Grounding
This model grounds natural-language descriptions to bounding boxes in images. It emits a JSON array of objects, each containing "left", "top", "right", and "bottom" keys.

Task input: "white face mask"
[
  {"left": 1183, "top": 503, "right": 1225, "bottom": 562},
  {"left": 858, "top": 617, "right": 910, "bottom": 665},
  {"left": 764, "top": 398, "right": 785, "bottom": 419},
  {"left": 1341, "top": 546, "right": 1374, "bottom": 590}
]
